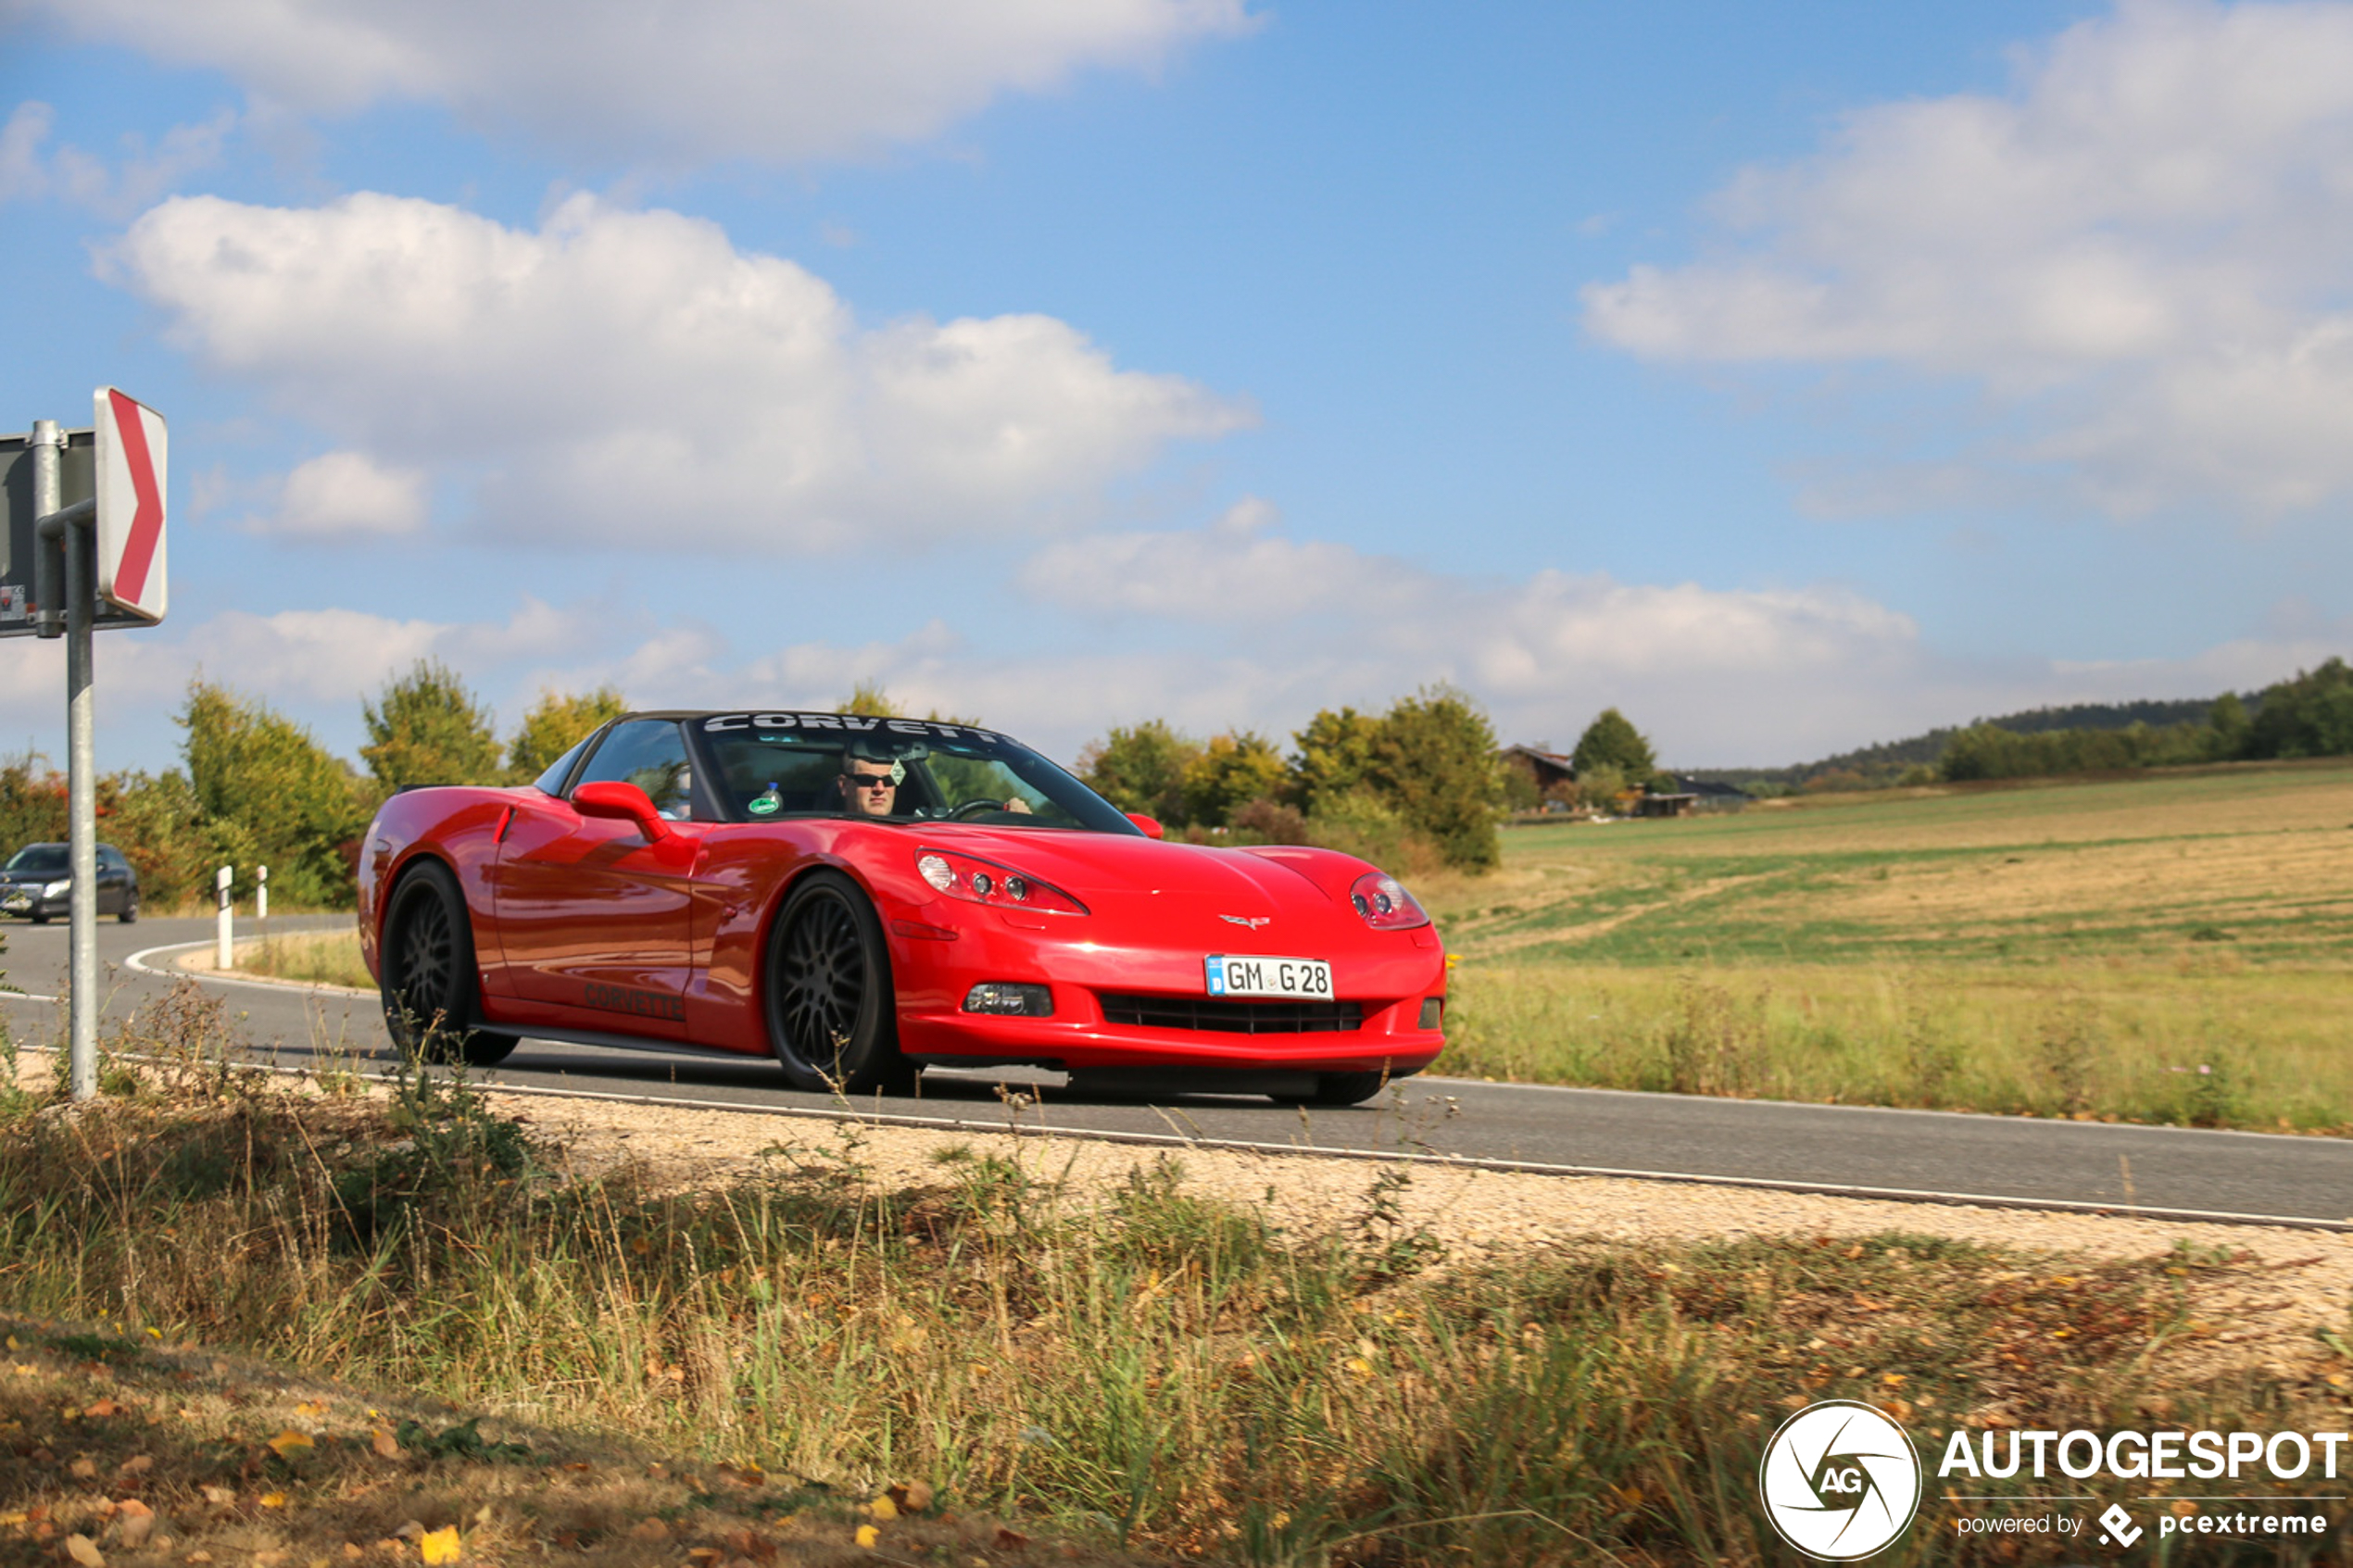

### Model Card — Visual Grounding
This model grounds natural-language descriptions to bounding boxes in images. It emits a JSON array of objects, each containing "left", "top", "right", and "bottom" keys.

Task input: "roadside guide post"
[
  {"left": 6, "top": 391, "right": 169, "bottom": 1099},
  {"left": 216, "top": 866, "right": 233, "bottom": 971},
  {"left": 257, "top": 863, "right": 268, "bottom": 922}
]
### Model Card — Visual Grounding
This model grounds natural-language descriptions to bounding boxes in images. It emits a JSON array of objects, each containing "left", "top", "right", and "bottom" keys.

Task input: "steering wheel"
[{"left": 948, "top": 798, "right": 1006, "bottom": 820}]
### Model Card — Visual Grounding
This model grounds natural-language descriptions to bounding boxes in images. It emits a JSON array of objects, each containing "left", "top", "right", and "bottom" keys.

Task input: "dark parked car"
[{"left": 0, "top": 842, "right": 139, "bottom": 923}]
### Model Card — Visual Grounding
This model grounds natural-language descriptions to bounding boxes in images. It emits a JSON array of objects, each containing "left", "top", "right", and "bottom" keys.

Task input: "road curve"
[{"left": 6, "top": 915, "right": 2346, "bottom": 1229}]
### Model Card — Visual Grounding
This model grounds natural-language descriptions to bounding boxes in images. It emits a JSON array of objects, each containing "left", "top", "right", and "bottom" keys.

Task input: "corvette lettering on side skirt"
[{"left": 583, "top": 983, "right": 686, "bottom": 1022}]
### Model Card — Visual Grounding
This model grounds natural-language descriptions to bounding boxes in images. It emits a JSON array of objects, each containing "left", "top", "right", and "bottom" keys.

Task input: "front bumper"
[{"left": 887, "top": 911, "right": 1447, "bottom": 1074}]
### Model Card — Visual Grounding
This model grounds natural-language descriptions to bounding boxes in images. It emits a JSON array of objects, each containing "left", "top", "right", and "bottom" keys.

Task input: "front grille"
[{"left": 1097, "top": 993, "right": 1365, "bottom": 1035}]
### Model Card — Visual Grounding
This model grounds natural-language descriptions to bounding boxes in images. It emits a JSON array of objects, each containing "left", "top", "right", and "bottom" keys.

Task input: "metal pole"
[
  {"left": 215, "top": 866, "right": 233, "bottom": 970},
  {"left": 32, "top": 421, "right": 96, "bottom": 1100}
]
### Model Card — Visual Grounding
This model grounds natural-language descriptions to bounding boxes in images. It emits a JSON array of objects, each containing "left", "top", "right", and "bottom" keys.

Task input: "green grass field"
[{"left": 1423, "top": 760, "right": 2353, "bottom": 1132}]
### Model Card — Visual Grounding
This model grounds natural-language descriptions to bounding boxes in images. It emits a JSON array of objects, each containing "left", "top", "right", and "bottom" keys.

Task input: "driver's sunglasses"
[{"left": 849, "top": 771, "right": 896, "bottom": 789}]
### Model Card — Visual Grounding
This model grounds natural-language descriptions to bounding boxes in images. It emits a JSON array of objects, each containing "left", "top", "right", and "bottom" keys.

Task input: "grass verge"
[
  {"left": 1444, "top": 960, "right": 2353, "bottom": 1134},
  {"left": 3, "top": 1007, "right": 2349, "bottom": 1565}
]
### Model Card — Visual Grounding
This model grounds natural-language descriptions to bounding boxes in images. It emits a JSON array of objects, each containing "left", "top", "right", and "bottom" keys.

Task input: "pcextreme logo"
[{"left": 1758, "top": 1400, "right": 1923, "bottom": 1562}]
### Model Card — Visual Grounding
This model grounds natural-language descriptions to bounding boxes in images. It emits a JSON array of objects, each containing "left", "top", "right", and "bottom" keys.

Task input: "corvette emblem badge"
[{"left": 1219, "top": 915, "right": 1271, "bottom": 929}]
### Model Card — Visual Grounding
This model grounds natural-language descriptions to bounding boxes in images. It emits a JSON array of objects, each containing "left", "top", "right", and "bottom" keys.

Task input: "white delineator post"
[
  {"left": 257, "top": 863, "right": 268, "bottom": 921},
  {"left": 215, "top": 864, "right": 233, "bottom": 970}
]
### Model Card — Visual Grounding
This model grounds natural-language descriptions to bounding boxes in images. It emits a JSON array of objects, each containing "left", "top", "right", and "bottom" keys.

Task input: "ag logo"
[{"left": 1757, "top": 1399, "right": 1921, "bottom": 1561}]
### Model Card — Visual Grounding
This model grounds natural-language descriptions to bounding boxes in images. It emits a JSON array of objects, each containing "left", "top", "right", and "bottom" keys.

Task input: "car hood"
[{"left": 913, "top": 828, "right": 1332, "bottom": 910}]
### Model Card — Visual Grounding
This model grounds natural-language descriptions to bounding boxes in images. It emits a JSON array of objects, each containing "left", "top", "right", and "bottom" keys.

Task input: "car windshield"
[
  {"left": 6, "top": 846, "right": 67, "bottom": 874},
  {"left": 697, "top": 715, "right": 1139, "bottom": 833}
]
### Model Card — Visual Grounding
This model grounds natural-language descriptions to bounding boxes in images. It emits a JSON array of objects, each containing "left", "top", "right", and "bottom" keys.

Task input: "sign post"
[{"left": 6, "top": 389, "right": 167, "bottom": 1100}]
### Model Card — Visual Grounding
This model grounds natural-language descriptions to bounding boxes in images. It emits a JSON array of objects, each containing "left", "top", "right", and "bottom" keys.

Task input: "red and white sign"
[{"left": 94, "top": 386, "right": 166, "bottom": 623}]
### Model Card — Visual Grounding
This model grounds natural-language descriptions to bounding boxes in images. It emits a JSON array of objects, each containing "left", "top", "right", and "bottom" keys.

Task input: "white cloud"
[
  {"left": 1581, "top": 0, "right": 2353, "bottom": 519},
  {"left": 262, "top": 451, "right": 427, "bottom": 539},
  {"left": 103, "top": 192, "right": 1251, "bottom": 552},
  {"left": 18, "top": 0, "right": 1255, "bottom": 166},
  {"left": 1008, "top": 512, "right": 1937, "bottom": 759},
  {"left": 0, "top": 98, "right": 234, "bottom": 217}
]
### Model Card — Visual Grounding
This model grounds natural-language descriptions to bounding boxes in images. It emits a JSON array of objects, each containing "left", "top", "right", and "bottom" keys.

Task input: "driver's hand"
[{"left": 1003, "top": 797, "right": 1032, "bottom": 815}]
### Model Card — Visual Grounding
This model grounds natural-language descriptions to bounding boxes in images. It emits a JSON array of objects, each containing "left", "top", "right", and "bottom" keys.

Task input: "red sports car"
[{"left": 359, "top": 710, "right": 1448, "bottom": 1104}]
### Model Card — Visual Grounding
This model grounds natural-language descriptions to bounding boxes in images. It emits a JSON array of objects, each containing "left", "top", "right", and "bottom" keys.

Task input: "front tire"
[
  {"left": 118, "top": 890, "right": 138, "bottom": 924},
  {"left": 380, "top": 860, "right": 518, "bottom": 1068},
  {"left": 764, "top": 872, "right": 912, "bottom": 1095}
]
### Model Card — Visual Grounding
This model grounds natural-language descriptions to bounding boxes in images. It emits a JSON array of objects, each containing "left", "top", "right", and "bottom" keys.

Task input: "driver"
[{"left": 836, "top": 749, "right": 902, "bottom": 816}]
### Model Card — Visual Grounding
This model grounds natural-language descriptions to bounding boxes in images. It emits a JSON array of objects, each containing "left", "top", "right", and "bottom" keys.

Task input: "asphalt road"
[{"left": 7, "top": 914, "right": 2348, "bottom": 1229}]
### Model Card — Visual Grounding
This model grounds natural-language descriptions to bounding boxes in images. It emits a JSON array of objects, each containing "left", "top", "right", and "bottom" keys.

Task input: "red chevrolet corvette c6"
[{"left": 359, "top": 710, "right": 1448, "bottom": 1104}]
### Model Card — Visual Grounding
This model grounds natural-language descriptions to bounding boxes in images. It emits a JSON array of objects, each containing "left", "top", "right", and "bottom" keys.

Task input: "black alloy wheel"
[
  {"left": 1268, "top": 1070, "right": 1391, "bottom": 1108},
  {"left": 765, "top": 872, "right": 912, "bottom": 1095},
  {"left": 381, "top": 861, "right": 518, "bottom": 1067},
  {"left": 117, "top": 889, "right": 137, "bottom": 924}
]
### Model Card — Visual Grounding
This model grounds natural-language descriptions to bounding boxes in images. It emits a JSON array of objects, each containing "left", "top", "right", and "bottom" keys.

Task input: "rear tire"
[
  {"left": 764, "top": 872, "right": 912, "bottom": 1095},
  {"left": 1268, "top": 1070, "right": 1390, "bottom": 1108},
  {"left": 380, "top": 860, "right": 518, "bottom": 1068}
]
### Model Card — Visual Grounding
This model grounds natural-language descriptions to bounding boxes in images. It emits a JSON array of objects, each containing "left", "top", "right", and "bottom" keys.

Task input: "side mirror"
[
  {"left": 573, "top": 780, "right": 673, "bottom": 842},
  {"left": 1126, "top": 812, "right": 1164, "bottom": 840}
]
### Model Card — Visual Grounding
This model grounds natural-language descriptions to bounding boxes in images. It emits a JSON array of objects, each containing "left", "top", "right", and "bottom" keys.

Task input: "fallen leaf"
[
  {"left": 113, "top": 1501, "right": 154, "bottom": 1549},
  {"left": 867, "top": 1497, "right": 898, "bottom": 1522},
  {"left": 394, "top": 1523, "right": 426, "bottom": 1542},
  {"left": 686, "top": 1550, "right": 722, "bottom": 1563},
  {"left": 295, "top": 1402, "right": 327, "bottom": 1420},
  {"left": 853, "top": 1524, "right": 879, "bottom": 1549},
  {"left": 627, "top": 1520, "right": 669, "bottom": 1544},
  {"left": 260, "top": 1492, "right": 288, "bottom": 1509},
  {"left": 200, "top": 1486, "right": 235, "bottom": 1507},
  {"left": 888, "top": 1481, "right": 935, "bottom": 1513},
  {"left": 115, "top": 1455, "right": 153, "bottom": 1479},
  {"left": 69, "top": 1458, "right": 97, "bottom": 1480},
  {"left": 83, "top": 1399, "right": 121, "bottom": 1418},
  {"left": 66, "top": 1533, "right": 104, "bottom": 1566},
  {"left": 372, "top": 1428, "right": 399, "bottom": 1459},
  {"left": 993, "top": 1527, "right": 1028, "bottom": 1549},
  {"left": 419, "top": 1526, "right": 460, "bottom": 1565},
  {"left": 0, "top": 1511, "right": 24, "bottom": 1527},
  {"left": 344, "top": 1546, "right": 363, "bottom": 1561},
  {"left": 268, "top": 1431, "right": 315, "bottom": 1459}
]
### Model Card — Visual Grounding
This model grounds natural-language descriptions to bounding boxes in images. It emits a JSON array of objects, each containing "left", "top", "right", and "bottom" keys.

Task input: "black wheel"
[
  {"left": 31, "top": 910, "right": 47, "bottom": 925},
  {"left": 764, "top": 871, "right": 912, "bottom": 1094},
  {"left": 380, "top": 860, "right": 518, "bottom": 1067},
  {"left": 118, "top": 890, "right": 137, "bottom": 924},
  {"left": 1269, "top": 1071, "right": 1391, "bottom": 1108}
]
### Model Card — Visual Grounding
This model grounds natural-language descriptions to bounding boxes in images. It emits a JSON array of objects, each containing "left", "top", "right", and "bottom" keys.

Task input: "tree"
[
  {"left": 2245, "top": 658, "right": 2353, "bottom": 759},
  {"left": 508, "top": 685, "right": 631, "bottom": 780},
  {"left": 1289, "top": 707, "right": 1384, "bottom": 815},
  {"left": 182, "top": 679, "right": 370, "bottom": 906},
  {"left": 362, "top": 659, "right": 501, "bottom": 791},
  {"left": 2205, "top": 692, "right": 2252, "bottom": 760},
  {"left": 1180, "top": 732, "right": 1290, "bottom": 828},
  {"left": 1076, "top": 721, "right": 1201, "bottom": 825},
  {"left": 1365, "top": 684, "right": 1503, "bottom": 872},
  {"left": 839, "top": 678, "right": 904, "bottom": 718},
  {"left": 1571, "top": 708, "right": 1656, "bottom": 781}
]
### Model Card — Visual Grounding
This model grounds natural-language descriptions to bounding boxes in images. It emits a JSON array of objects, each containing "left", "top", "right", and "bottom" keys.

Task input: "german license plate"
[{"left": 1205, "top": 954, "right": 1334, "bottom": 999}]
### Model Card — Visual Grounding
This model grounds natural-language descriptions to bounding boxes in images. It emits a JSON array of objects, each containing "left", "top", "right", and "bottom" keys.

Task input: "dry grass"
[{"left": 4, "top": 1020, "right": 2352, "bottom": 1567}]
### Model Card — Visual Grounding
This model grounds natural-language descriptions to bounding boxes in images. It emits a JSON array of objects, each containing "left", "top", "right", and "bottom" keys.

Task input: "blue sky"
[{"left": 3, "top": 0, "right": 2348, "bottom": 774}]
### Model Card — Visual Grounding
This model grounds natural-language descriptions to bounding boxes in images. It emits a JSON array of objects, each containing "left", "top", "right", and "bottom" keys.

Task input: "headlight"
[
  {"left": 915, "top": 849, "right": 1088, "bottom": 916},
  {"left": 42, "top": 880, "right": 69, "bottom": 898},
  {"left": 1349, "top": 871, "right": 1428, "bottom": 931}
]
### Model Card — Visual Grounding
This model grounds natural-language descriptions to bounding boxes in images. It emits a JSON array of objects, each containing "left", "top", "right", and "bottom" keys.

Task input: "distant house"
[
  {"left": 1634, "top": 792, "right": 1698, "bottom": 818},
  {"left": 1499, "top": 744, "right": 1577, "bottom": 796}
]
